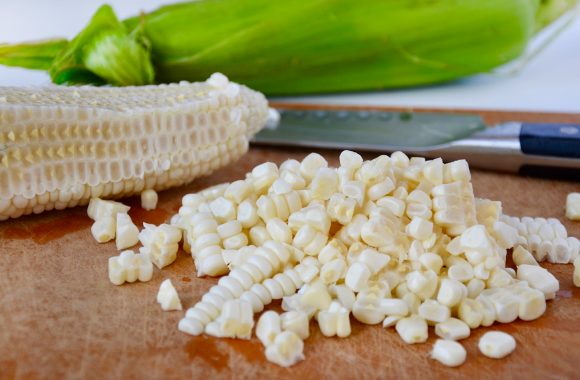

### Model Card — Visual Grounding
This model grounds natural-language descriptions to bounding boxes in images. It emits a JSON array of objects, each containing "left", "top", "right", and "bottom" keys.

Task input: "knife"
[{"left": 252, "top": 108, "right": 580, "bottom": 179}]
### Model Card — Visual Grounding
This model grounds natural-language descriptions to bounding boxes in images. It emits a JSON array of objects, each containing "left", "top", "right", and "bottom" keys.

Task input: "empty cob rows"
[{"left": 0, "top": 73, "right": 269, "bottom": 220}]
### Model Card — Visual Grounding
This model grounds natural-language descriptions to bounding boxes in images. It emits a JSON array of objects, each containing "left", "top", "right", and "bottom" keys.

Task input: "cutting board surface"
[{"left": 0, "top": 108, "right": 579, "bottom": 380}]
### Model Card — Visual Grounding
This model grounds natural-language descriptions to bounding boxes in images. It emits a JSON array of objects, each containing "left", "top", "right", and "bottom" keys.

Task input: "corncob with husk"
[
  {"left": 0, "top": 73, "right": 269, "bottom": 220},
  {"left": 0, "top": 0, "right": 577, "bottom": 95}
]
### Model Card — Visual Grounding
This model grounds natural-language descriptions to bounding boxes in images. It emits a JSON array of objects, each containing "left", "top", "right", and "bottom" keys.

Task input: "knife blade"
[{"left": 252, "top": 108, "right": 580, "bottom": 179}]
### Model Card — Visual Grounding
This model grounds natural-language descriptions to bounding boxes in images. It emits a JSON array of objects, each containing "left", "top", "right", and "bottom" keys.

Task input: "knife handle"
[{"left": 520, "top": 123, "right": 580, "bottom": 158}]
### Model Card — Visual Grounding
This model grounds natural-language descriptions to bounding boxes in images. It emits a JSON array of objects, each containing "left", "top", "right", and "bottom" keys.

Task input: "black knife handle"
[{"left": 520, "top": 123, "right": 580, "bottom": 159}]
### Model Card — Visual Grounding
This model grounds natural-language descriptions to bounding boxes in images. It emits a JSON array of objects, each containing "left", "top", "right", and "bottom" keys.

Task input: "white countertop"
[{"left": 1, "top": 0, "right": 579, "bottom": 113}]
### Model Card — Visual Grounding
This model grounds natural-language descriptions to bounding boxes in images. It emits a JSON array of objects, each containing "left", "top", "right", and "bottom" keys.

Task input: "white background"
[{"left": 0, "top": 0, "right": 579, "bottom": 113}]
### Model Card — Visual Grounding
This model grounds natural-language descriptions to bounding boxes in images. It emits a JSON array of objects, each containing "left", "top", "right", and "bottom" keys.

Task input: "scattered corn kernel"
[
  {"left": 141, "top": 189, "right": 159, "bottom": 211},
  {"left": 435, "top": 318, "right": 470, "bottom": 341},
  {"left": 478, "top": 331, "right": 516, "bottom": 359},
  {"left": 88, "top": 198, "right": 130, "bottom": 221},
  {"left": 395, "top": 315, "right": 428, "bottom": 344},
  {"left": 157, "top": 279, "right": 182, "bottom": 311},
  {"left": 115, "top": 213, "right": 139, "bottom": 250},
  {"left": 516, "top": 264, "right": 559, "bottom": 300},
  {"left": 91, "top": 215, "right": 116, "bottom": 243},
  {"left": 566, "top": 193, "right": 580, "bottom": 221},
  {"left": 431, "top": 339, "right": 467, "bottom": 367},
  {"left": 265, "top": 331, "right": 305, "bottom": 367},
  {"left": 108, "top": 250, "right": 153, "bottom": 285},
  {"left": 256, "top": 311, "right": 282, "bottom": 346}
]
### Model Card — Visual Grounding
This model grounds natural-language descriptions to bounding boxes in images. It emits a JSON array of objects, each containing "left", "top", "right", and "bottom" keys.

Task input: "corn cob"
[
  {"left": 1, "top": 1, "right": 577, "bottom": 94},
  {"left": 0, "top": 73, "right": 269, "bottom": 220}
]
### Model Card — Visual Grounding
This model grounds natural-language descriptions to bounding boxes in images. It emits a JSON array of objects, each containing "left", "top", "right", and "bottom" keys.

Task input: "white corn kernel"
[
  {"left": 382, "top": 315, "right": 402, "bottom": 328},
  {"left": 141, "top": 189, "right": 159, "bottom": 210},
  {"left": 391, "top": 151, "right": 409, "bottom": 168},
  {"left": 210, "top": 197, "right": 237, "bottom": 222},
  {"left": 328, "top": 284, "right": 356, "bottom": 311},
  {"left": 115, "top": 213, "right": 139, "bottom": 250},
  {"left": 178, "top": 317, "right": 204, "bottom": 336},
  {"left": 300, "top": 153, "right": 328, "bottom": 181},
  {"left": 466, "top": 278, "right": 486, "bottom": 299},
  {"left": 406, "top": 217, "right": 434, "bottom": 241},
  {"left": 352, "top": 300, "right": 385, "bottom": 325},
  {"left": 367, "top": 178, "right": 395, "bottom": 201},
  {"left": 566, "top": 192, "right": 580, "bottom": 221},
  {"left": 157, "top": 279, "right": 182, "bottom": 311},
  {"left": 318, "top": 239, "right": 345, "bottom": 264},
  {"left": 265, "top": 331, "right": 305, "bottom": 367},
  {"left": 340, "top": 150, "right": 363, "bottom": 171},
  {"left": 437, "top": 278, "right": 467, "bottom": 307},
  {"left": 517, "top": 264, "right": 559, "bottom": 299},
  {"left": 280, "top": 159, "right": 301, "bottom": 173},
  {"left": 512, "top": 246, "right": 538, "bottom": 266},
  {"left": 478, "top": 331, "right": 516, "bottom": 359},
  {"left": 223, "top": 233, "right": 248, "bottom": 250},
  {"left": 341, "top": 180, "right": 366, "bottom": 205},
  {"left": 217, "top": 220, "right": 242, "bottom": 239},
  {"left": 91, "top": 216, "right": 116, "bottom": 243},
  {"left": 357, "top": 248, "right": 390, "bottom": 275},
  {"left": 379, "top": 298, "right": 409, "bottom": 317},
  {"left": 395, "top": 315, "right": 428, "bottom": 344},
  {"left": 514, "top": 288, "right": 546, "bottom": 321},
  {"left": 418, "top": 252, "right": 443, "bottom": 274},
  {"left": 418, "top": 300, "right": 451, "bottom": 324},
  {"left": 435, "top": 318, "right": 470, "bottom": 341},
  {"left": 256, "top": 311, "right": 282, "bottom": 346},
  {"left": 327, "top": 193, "right": 356, "bottom": 224},
  {"left": 108, "top": 250, "right": 153, "bottom": 285},
  {"left": 266, "top": 218, "right": 292, "bottom": 244},
  {"left": 345, "top": 262, "right": 372, "bottom": 292},
  {"left": 225, "top": 180, "right": 254, "bottom": 203},
  {"left": 376, "top": 196, "right": 406, "bottom": 217},
  {"left": 237, "top": 200, "right": 259, "bottom": 229},
  {"left": 310, "top": 167, "right": 338, "bottom": 200},
  {"left": 487, "top": 291, "right": 519, "bottom": 323},
  {"left": 199, "top": 253, "right": 228, "bottom": 277},
  {"left": 458, "top": 298, "right": 483, "bottom": 328},
  {"left": 406, "top": 270, "right": 438, "bottom": 300},
  {"left": 431, "top": 339, "right": 466, "bottom": 367},
  {"left": 182, "top": 194, "right": 205, "bottom": 209},
  {"left": 360, "top": 220, "right": 393, "bottom": 247},
  {"left": 252, "top": 162, "right": 279, "bottom": 194},
  {"left": 317, "top": 301, "right": 351, "bottom": 338},
  {"left": 423, "top": 158, "right": 443, "bottom": 185},
  {"left": 320, "top": 258, "right": 347, "bottom": 285},
  {"left": 301, "top": 281, "right": 332, "bottom": 311},
  {"left": 448, "top": 262, "right": 474, "bottom": 282},
  {"left": 139, "top": 223, "right": 181, "bottom": 269},
  {"left": 474, "top": 295, "right": 496, "bottom": 327},
  {"left": 87, "top": 198, "right": 130, "bottom": 221},
  {"left": 216, "top": 299, "right": 254, "bottom": 339},
  {"left": 281, "top": 310, "right": 310, "bottom": 340},
  {"left": 249, "top": 225, "right": 272, "bottom": 246}
]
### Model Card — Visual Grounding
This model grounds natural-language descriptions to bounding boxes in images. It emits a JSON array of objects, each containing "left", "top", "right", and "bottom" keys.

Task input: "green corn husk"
[
  {"left": 0, "top": 0, "right": 577, "bottom": 95},
  {"left": 0, "top": 39, "right": 67, "bottom": 70}
]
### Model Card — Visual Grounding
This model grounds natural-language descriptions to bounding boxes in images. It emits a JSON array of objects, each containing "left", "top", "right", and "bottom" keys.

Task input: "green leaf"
[
  {"left": 50, "top": 4, "right": 154, "bottom": 85},
  {"left": 0, "top": 39, "right": 67, "bottom": 70}
]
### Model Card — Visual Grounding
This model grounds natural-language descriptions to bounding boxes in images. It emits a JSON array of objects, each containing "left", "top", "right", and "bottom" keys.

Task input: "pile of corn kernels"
[{"left": 91, "top": 150, "right": 580, "bottom": 368}]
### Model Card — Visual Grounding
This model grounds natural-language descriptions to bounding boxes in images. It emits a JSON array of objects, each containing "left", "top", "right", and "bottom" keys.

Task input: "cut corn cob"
[{"left": 0, "top": 73, "right": 269, "bottom": 220}]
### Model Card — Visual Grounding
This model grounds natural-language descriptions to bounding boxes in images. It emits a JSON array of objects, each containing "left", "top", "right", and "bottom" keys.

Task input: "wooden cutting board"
[{"left": 0, "top": 107, "right": 579, "bottom": 380}]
